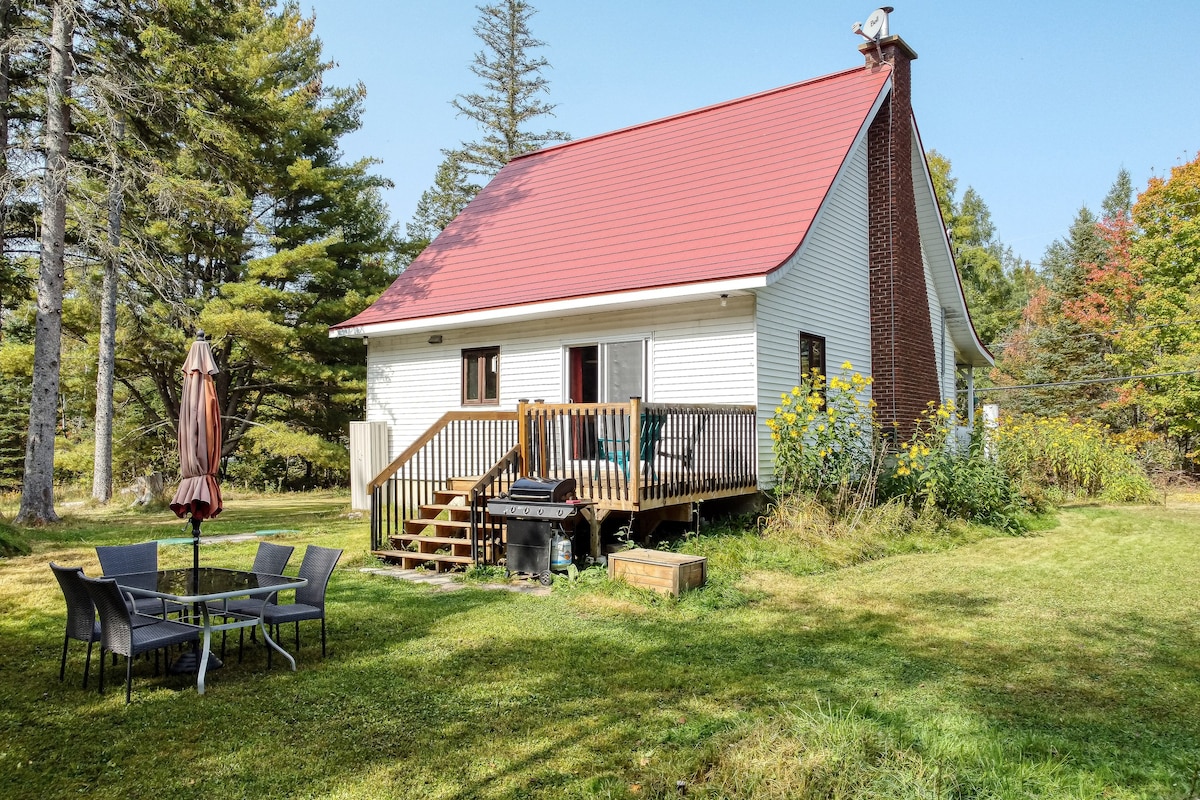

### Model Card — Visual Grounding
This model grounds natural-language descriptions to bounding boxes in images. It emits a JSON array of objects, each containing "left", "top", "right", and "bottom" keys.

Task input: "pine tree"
[
  {"left": 998, "top": 171, "right": 1138, "bottom": 424},
  {"left": 927, "top": 151, "right": 1035, "bottom": 347},
  {"left": 406, "top": 151, "right": 481, "bottom": 242},
  {"left": 451, "top": 0, "right": 569, "bottom": 180},
  {"left": 17, "top": 0, "right": 72, "bottom": 525}
]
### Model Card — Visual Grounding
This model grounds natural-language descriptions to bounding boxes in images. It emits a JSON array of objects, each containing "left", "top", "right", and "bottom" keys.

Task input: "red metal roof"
[{"left": 335, "top": 65, "right": 891, "bottom": 331}]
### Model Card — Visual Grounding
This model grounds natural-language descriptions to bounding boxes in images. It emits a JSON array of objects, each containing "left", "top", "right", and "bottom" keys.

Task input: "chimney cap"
[{"left": 859, "top": 34, "right": 918, "bottom": 64}]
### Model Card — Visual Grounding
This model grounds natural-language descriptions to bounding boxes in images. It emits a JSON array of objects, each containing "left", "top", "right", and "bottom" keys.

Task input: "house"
[{"left": 332, "top": 21, "right": 992, "bottom": 568}]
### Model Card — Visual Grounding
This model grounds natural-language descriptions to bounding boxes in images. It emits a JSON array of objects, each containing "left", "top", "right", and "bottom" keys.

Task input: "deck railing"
[
  {"left": 464, "top": 445, "right": 522, "bottom": 563},
  {"left": 519, "top": 399, "right": 758, "bottom": 511},
  {"left": 366, "top": 401, "right": 758, "bottom": 555},
  {"left": 367, "top": 411, "right": 519, "bottom": 551}
]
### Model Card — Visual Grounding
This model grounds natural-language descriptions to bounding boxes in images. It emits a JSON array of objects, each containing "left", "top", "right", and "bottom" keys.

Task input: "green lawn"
[{"left": 0, "top": 494, "right": 1197, "bottom": 799}]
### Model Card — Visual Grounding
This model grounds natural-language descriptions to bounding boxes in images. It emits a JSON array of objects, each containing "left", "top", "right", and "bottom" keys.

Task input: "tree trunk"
[
  {"left": 0, "top": 0, "right": 12, "bottom": 337},
  {"left": 17, "top": 0, "right": 72, "bottom": 525},
  {"left": 92, "top": 114, "right": 123, "bottom": 503}
]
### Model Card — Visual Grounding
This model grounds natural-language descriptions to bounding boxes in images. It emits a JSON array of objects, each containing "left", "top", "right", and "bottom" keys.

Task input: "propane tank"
[{"left": 550, "top": 529, "right": 573, "bottom": 571}]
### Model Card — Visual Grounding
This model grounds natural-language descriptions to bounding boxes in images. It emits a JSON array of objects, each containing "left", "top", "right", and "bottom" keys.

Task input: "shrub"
[
  {"left": 767, "top": 364, "right": 879, "bottom": 514},
  {"left": 769, "top": 370, "right": 1027, "bottom": 532},
  {"left": 0, "top": 521, "right": 29, "bottom": 557},
  {"left": 879, "top": 402, "right": 1027, "bottom": 533}
]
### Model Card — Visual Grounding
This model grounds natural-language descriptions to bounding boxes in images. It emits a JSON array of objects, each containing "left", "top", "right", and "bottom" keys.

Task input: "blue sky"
[{"left": 303, "top": 0, "right": 1198, "bottom": 266}]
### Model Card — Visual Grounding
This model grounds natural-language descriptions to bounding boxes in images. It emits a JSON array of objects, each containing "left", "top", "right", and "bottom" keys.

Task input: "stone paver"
[{"left": 359, "top": 566, "right": 551, "bottom": 596}]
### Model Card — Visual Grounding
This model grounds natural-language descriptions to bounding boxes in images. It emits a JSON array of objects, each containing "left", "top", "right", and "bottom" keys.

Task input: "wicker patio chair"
[
  {"left": 79, "top": 574, "right": 200, "bottom": 704},
  {"left": 49, "top": 563, "right": 102, "bottom": 688},
  {"left": 214, "top": 542, "right": 295, "bottom": 660},
  {"left": 261, "top": 545, "right": 342, "bottom": 667},
  {"left": 95, "top": 542, "right": 182, "bottom": 618}
]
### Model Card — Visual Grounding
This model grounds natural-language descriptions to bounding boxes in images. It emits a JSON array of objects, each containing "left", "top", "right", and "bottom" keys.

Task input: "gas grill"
[{"left": 487, "top": 477, "right": 586, "bottom": 583}]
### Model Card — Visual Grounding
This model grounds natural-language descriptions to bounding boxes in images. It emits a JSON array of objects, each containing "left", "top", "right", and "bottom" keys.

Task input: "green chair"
[{"left": 597, "top": 412, "right": 665, "bottom": 480}]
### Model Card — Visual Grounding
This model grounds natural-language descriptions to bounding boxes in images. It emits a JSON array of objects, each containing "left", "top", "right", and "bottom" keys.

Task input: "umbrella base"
[{"left": 170, "top": 647, "right": 224, "bottom": 675}]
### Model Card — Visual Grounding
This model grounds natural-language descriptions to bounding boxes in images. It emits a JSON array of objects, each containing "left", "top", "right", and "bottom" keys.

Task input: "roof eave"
[{"left": 328, "top": 276, "right": 769, "bottom": 339}]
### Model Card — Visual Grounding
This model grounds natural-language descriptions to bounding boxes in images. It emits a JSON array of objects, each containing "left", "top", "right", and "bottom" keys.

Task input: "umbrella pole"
[
  {"left": 192, "top": 516, "right": 201, "bottom": 585},
  {"left": 170, "top": 515, "right": 224, "bottom": 675},
  {"left": 191, "top": 514, "right": 201, "bottom": 617}
]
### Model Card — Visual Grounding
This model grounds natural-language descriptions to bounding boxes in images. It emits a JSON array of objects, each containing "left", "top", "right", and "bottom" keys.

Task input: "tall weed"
[{"left": 992, "top": 413, "right": 1157, "bottom": 503}]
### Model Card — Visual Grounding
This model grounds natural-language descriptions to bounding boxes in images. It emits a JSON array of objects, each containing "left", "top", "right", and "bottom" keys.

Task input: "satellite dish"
[{"left": 861, "top": 6, "right": 892, "bottom": 40}]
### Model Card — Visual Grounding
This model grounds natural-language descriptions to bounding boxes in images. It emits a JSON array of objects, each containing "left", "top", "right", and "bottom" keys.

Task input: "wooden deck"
[{"left": 367, "top": 400, "right": 758, "bottom": 570}]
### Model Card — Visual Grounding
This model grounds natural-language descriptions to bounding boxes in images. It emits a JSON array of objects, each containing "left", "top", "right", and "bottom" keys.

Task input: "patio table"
[{"left": 106, "top": 567, "right": 308, "bottom": 695}]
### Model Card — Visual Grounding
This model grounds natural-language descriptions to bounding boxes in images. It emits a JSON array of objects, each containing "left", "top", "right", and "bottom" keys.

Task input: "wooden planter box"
[{"left": 607, "top": 548, "right": 707, "bottom": 596}]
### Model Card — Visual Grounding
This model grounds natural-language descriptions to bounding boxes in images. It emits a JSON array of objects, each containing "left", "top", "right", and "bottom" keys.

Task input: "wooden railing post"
[
  {"left": 534, "top": 400, "right": 549, "bottom": 476},
  {"left": 629, "top": 397, "right": 642, "bottom": 500},
  {"left": 517, "top": 400, "right": 530, "bottom": 477}
]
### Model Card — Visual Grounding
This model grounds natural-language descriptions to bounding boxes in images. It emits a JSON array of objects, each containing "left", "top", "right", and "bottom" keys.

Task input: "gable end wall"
[{"left": 755, "top": 139, "right": 872, "bottom": 485}]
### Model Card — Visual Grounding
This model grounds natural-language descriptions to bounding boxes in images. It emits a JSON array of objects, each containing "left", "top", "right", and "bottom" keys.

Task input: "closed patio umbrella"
[
  {"left": 170, "top": 332, "right": 223, "bottom": 572},
  {"left": 168, "top": 332, "right": 224, "bottom": 673}
]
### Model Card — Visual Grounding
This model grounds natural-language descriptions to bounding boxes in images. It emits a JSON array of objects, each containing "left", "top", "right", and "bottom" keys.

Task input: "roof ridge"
[{"left": 513, "top": 64, "right": 887, "bottom": 162}]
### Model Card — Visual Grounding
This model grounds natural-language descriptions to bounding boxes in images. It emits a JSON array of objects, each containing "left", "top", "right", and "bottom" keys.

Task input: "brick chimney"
[{"left": 860, "top": 34, "right": 941, "bottom": 441}]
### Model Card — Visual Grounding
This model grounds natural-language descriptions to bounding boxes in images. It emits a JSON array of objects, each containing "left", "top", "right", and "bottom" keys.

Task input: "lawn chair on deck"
[{"left": 597, "top": 412, "right": 666, "bottom": 480}]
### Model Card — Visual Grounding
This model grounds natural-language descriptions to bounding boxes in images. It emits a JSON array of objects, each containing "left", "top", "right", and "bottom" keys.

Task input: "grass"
[{"left": 0, "top": 493, "right": 1197, "bottom": 798}]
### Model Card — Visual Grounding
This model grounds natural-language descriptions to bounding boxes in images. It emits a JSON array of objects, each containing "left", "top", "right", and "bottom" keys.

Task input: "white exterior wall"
[
  {"left": 922, "top": 248, "right": 955, "bottom": 403},
  {"left": 754, "top": 140, "right": 872, "bottom": 485},
  {"left": 365, "top": 299, "right": 756, "bottom": 460}
]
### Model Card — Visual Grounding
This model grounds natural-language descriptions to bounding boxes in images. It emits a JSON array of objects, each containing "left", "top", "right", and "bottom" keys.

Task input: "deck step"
[
  {"left": 403, "top": 518, "right": 473, "bottom": 535},
  {"left": 373, "top": 549, "right": 474, "bottom": 572},
  {"left": 390, "top": 533, "right": 475, "bottom": 547},
  {"left": 420, "top": 503, "right": 474, "bottom": 516}
]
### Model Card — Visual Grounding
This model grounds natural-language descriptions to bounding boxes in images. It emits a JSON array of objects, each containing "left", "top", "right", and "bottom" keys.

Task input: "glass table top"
[{"left": 105, "top": 567, "right": 305, "bottom": 601}]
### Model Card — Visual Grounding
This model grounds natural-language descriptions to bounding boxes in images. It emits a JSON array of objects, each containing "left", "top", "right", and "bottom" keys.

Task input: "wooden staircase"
[{"left": 373, "top": 478, "right": 503, "bottom": 572}]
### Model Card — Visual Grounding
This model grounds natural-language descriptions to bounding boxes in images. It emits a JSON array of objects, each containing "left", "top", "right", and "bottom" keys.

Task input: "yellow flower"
[
  {"left": 842, "top": 361, "right": 853, "bottom": 370},
  {"left": 781, "top": 395, "right": 792, "bottom": 405}
]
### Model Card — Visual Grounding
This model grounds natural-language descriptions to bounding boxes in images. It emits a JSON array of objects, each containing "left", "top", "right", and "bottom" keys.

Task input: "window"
[
  {"left": 799, "top": 332, "right": 826, "bottom": 408},
  {"left": 568, "top": 340, "right": 646, "bottom": 403},
  {"left": 799, "top": 333, "right": 826, "bottom": 381},
  {"left": 462, "top": 347, "right": 499, "bottom": 405}
]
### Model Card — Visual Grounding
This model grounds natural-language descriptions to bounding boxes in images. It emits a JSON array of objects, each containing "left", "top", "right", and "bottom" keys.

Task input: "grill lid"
[{"left": 507, "top": 476, "right": 576, "bottom": 503}]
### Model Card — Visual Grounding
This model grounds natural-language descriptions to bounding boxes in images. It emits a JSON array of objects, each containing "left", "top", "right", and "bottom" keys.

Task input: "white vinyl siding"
[
  {"left": 754, "top": 139, "right": 872, "bottom": 485},
  {"left": 922, "top": 248, "right": 954, "bottom": 403},
  {"left": 366, "top": 299, "right": 755, "bottom": 460}
]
